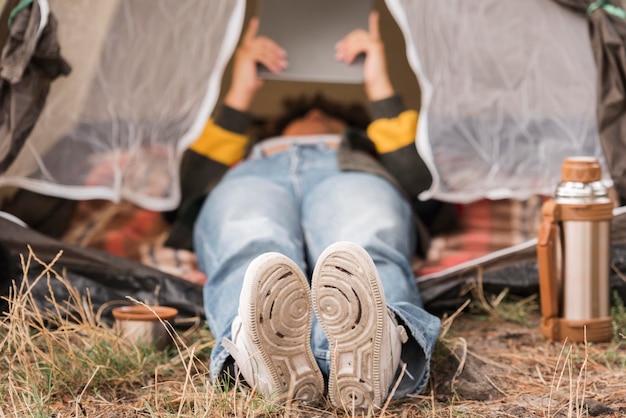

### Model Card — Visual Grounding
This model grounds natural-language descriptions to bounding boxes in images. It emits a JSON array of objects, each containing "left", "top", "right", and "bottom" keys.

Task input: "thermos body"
[
  {"left": 560, "top": 218, "right": 611, "bottom": 321},
  {"left": 537, "top": 157, "right": 614, "bottom": 342}
]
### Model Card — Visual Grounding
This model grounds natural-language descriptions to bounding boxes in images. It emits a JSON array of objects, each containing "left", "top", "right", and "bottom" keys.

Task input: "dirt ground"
[
  {"left": 39, "top": 307, "right": 626, "bottom": 417},
  {"left": 422, "top": 308, "right": 626, "bottom": 417},
  {"left": 40, "top": 311, "right": 626, "bottom": 417},
  {"left": 4, "top": 276, "right": 625, "bottom": 417}
]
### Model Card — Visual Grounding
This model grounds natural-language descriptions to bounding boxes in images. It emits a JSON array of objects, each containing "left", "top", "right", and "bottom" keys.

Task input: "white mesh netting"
[
  {"left": 0, "top": 0, "right": 244, "bottom": 210},
  {"left": 387, "top": 0, "right": 609, "bottom": 203},
  {"left": 0, "top": 0, "right": 610, "bottom": 208}
]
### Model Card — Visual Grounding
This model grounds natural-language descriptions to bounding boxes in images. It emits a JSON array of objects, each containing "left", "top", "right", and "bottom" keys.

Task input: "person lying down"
[{"left": 163, "top": 11, "right": 455, "bottom": 412}]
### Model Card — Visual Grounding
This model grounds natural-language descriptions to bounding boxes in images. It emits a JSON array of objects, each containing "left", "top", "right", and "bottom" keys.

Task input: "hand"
[
  {"left": 335, "top": 11, "right": 394, "bottom": 101},
  {"left": 224, "top": 17, "right": 287, "bottom": 111}
]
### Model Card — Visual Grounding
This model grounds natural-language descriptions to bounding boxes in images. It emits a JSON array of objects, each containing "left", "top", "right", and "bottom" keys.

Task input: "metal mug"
[{"left": 537, "top": 156, "right": 614, "bottom": 342}]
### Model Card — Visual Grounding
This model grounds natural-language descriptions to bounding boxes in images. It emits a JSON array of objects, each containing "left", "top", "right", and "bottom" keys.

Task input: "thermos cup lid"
[
  {"left": 561, "top": 157, "right": 602, "bottom": 183},
  {"left": 556, "top": 156, "right": 609, "bottom": 200}
]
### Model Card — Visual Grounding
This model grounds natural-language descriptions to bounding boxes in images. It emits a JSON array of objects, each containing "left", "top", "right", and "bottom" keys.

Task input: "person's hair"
[{"left": 252, "top": 93, "right": 371, "bottom": 139}]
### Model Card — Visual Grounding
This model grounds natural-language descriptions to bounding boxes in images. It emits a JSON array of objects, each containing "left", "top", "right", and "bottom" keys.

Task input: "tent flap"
[
  {"left": 0, "top": 0, "right": 70, "bottom": 173},
  {"left": 0, "top": 214, "right": 204, "bottom": 321},
  {"left": 0, "top": 0, "right": 244, "bottom": 211},
  {"left": 387, "top": 0, "right": 610, "bottom": 203},
  {"left": 551, "top": 0, "right": 626, "bottom": 204}
]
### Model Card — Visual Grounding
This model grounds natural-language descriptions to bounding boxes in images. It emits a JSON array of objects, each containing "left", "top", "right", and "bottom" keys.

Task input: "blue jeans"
[{"left": 193, "top": 138, "right": 441, "bottom": 397}]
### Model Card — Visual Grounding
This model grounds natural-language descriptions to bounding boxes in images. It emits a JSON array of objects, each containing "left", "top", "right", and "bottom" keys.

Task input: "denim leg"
[
  {"left": 194, "top": 173, "right": 306, "bottom": 383},
  {"left": 193, "top": 143, "right": 441, "bottom": 395},
  {"left": 301, "top": 172, "right": 441, "bottom": 396}
]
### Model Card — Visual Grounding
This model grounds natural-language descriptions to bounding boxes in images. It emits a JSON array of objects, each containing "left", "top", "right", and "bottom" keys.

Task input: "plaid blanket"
[
  {"left": 62, "top": 200, "right": 206, "bottom": 285},
  {"left": 415, "top": 197, "right": 546, "bottom": 276},
  {"left": 62, "top": 196, "right": 548, "bottom": 285}
]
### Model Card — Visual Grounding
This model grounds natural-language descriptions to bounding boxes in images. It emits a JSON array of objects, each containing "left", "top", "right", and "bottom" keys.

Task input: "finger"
[
  {"left": 259, "top": 55, "right": 288, "bottom": 73},
  {"left": 336, "top": 30, "right": 366, "bottom": 53},
  {"left": 369, "top": 11, "right": 380, "bottom": 41},
  {"left": 243, "top": 17, "right": 259, "bottom": 44},
  {"left": 245, "top": 37, "right": 286, "bottom": 62},
  {"left": 253, "top": 39, "right": 288, "bottom": 72},
  {"left": 259, "top": 37, "right": 287, "bottom": 59},
  {"left": 336, "top": 34, "right": 369, "bottom": 63},
  {"left": 336, "top": 28, "right": 368, "bottom": 49}
]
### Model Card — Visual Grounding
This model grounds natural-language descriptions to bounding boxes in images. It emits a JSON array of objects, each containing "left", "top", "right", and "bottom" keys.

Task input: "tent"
[
  {"left": 1, "top": 0, "right": 626, "bottom": 318},
  {"left": 0, "top": 0, "right": 622, "bottom": 206}
]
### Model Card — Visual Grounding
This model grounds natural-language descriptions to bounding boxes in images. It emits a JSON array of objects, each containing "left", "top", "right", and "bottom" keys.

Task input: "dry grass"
[{"left": 1, "top": 248, "right": 625, "bottom": 417}]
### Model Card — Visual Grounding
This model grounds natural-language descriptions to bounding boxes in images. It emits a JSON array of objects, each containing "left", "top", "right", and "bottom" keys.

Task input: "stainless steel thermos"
[{"left": 537, "top": 157, "right": 614, "bottom": 342}]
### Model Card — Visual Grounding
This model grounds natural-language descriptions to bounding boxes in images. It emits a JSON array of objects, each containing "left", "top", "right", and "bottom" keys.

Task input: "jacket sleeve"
[
  {"left": 367, "top": 96, "right": 458, "bottom": 235},
  {"left": 164, "top": 105, "right": 251, "bottom": 250},
  {"left": 367, "top": 95, "right": 432, "bottom": 198}
]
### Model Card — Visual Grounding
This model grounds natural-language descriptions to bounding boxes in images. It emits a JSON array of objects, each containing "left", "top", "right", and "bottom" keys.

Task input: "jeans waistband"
[{"left": 250, "top": 134, "right": 341, "bottom": 158}]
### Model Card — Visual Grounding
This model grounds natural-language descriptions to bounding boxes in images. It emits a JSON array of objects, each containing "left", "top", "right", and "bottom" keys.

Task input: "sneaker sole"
[
  {"left": 241, "top": 253, "right": 324, "bottom": 402},
  {"left": 311, "top": 242, "right": 386, "bottom": 409}
]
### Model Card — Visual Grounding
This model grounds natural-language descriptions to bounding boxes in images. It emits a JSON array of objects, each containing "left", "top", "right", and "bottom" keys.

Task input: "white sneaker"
[
  {"left": 311, "top": 242, "right": 408, "bottom": 410},
  {"left": 222, "top": 252, "right": 324, "bottom": 403}
]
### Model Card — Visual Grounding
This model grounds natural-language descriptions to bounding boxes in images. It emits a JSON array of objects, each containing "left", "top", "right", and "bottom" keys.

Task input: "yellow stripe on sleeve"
[
  {"left": 366, "top": 110, "right": 419, "bottom": 154},
  {"left": 189, "top": 118, "right": 249, "bottom": 166}
]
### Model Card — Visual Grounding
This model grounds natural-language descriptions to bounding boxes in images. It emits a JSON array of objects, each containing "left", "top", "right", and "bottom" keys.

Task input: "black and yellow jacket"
[{"left": 164, "top": 95, "right": 456, "bottom": 257}]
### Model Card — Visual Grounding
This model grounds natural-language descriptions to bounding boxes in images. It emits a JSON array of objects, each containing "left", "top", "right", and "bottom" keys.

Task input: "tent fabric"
[
  {"left": 0, "top": 0, "right": 619, "bottom": 209},
  {"left": 1, "top": 0, "right": 626, "bottom": 319},
  {"left": 0, "top": 0, "right": 70, "bottom": 173},
  {"left": 550, "top": 0, "right": 626, "bottom": 205},
  {"left": 386, "top": 0, "right": 609, "bottom": 203},
  {"left": 0, "top": 0, "right": 245, "bottom": 211},
  {"left": 0, "top": 213, "right": 204, "bottom": 322}
]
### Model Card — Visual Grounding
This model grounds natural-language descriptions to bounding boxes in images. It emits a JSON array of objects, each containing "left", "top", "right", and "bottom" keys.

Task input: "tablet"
[{"left": 256, "top": 0, "right": 373, "bottom": 84}]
